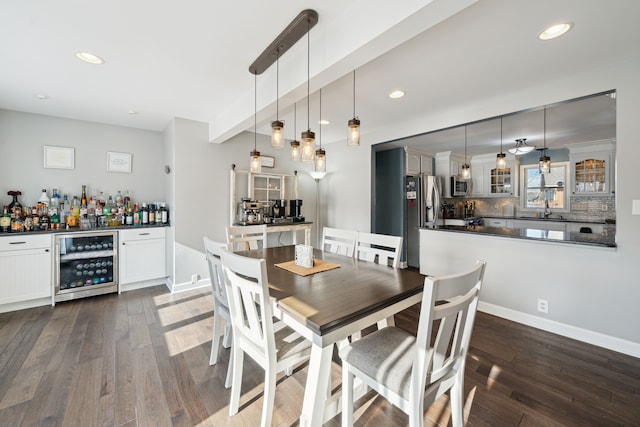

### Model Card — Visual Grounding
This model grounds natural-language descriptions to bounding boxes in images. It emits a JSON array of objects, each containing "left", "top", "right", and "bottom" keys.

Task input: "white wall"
[{"left": 0, "top": 110, "right": 165, "bottom": 206}]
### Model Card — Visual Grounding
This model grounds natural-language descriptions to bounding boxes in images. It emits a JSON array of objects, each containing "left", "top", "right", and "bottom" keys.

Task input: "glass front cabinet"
[{"left": 568, "top": 140, "right": 615, "bottom": 195}]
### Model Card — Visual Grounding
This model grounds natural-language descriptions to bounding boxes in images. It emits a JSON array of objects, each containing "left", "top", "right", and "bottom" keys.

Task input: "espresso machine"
[
  {"left": 237, "top": 199, "right": 263, "bottom": 225},
  {"left": 289, "top": 199, "right": 304, "bottom": 222},
  {"left": 271, "top": 199, "right": 288, "bottom": 222}
]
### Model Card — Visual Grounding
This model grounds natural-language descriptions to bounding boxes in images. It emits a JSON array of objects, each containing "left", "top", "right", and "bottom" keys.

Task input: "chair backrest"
[
  {"left": 322, "top": 227, "right": 357, "bottom": 257},
  {"left": 411, "top": 260, "right": 486, "bottom": 397},
  {"left": 226, "top": 224, "right": 268, "bottom": 252},
  {"left": 220, "top": 248, "right": 276, "bottom": 362},
  {"left": 203, "top": 237, "right": 229, "bottom": 308},
  {"left": 356, "top": 232, "right": 403, "bottom": 268}
]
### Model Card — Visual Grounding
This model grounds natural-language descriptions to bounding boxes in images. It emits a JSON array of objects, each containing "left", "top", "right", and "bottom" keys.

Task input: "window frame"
[{"left": 520, "top": 161, "right": 571, "bottom": 214}]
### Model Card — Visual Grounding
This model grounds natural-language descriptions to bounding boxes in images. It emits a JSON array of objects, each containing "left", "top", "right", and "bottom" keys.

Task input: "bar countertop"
[{"left": 420, "top": 224, "right": 616, "bottom": 248}]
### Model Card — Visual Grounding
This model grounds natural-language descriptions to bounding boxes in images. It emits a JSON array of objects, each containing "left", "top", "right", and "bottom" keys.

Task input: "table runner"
[{"left": 274, "top": 259, "right": 341, "bottom": 276}]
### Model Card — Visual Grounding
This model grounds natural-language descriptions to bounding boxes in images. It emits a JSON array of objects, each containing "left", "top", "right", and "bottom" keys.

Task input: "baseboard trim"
[
  {"left": 172, "top": 278, "right": 210, "bottom": 294},
  {"left": 478, "top": 301, "right": 640, "bottom": 358}
]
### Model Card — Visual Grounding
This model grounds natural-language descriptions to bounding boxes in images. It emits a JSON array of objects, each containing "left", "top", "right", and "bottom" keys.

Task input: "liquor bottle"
[
  {"left": 80, "top": 185, "right": 88, "bottom": 218},
  {"left": 95, "top": 196, "right": 103, "bottom": 217},
  {"left": 49, "top": 188, "right": 60, "bottom": 216},
  {"left": 7, "top": 191, "right": 24, "bottom": 219},
  {"left": 155, "top": 204, "right": 162, "bottom": 225},
  {"left": 133, "top": 203, "right": 141, "bottom": 227},
  {"left": 23, "top": 208, "right": 33, "bottom": 231},
  {"left": 38, "top": 189, "right": 50, "bottom": 207},
  {"left": 39, "top": 203, "right": 50, "bottom": 230},
  {"left": 125, "top": 207, "right": 133, "bottom": 225},
  {"left": 0, "top": 206, "right": 10, "bottom": 232},
  {"left": 71, "top": 196, "right": 80, "bottom": 217},
  {"left": 148, "top": 203, "right": 156, "bottom": 224},
  {"left": 11, "top": 215, "right": 24, "bottom": 232},
  {"left": 141, "top": 202, "right": 149, "bottom": 225},
  {"left": 161, "top": 202, "right": 168, "bottom": 224},
  {"left": 31, "top": 206, "right": 40, "bottom": 229},
  {"left": 60, "top": 195, "right": 69, "bottom": 226},
  {"left": 123, "top": 190, "right": 131, "bottom": 210},
  {"left": 115, "top": 190, "right": 124, "bottom": 208}
]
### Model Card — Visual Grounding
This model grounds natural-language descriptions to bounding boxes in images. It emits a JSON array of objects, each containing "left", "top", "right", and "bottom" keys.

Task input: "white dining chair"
[
  {"left": 321, "top": 227, "right": 357, "bottom": 257},
  {"left": 340, "top": 260, "right": 486, "bottom": 427},
  {"left": 356, "top": 231, "right": 403, "bottom": 268},
  {"left": 203, "top": 237, "right": 234, "bottom": 388},
  {"left": 220, "top": 248, "right": 312, "bottom": 427},
  {"left": 226, "top": 224, "right": 267, "bottom": 252}
]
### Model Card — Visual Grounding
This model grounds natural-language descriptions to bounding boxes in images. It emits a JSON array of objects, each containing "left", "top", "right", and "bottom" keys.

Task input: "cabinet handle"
[
  {"left": 139, "top": 233, "right": 150, "bottom": 236},
  {"left": 122, "top": 242, "right": 126, "bottom": 245},
  {"left": 45, "top": 249, "right": 49, "bottom": 252},
  {"left": 9, "top": 241, "right": 26, "bottom": 245}
]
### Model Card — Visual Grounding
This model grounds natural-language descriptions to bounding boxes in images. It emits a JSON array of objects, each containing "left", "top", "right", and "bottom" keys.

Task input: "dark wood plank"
[{"left": 1, "top": 285, "right": 639, "bottom": 426}]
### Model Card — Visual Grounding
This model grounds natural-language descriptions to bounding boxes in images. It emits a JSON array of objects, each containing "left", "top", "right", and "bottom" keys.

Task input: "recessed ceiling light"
[
  {"left": 36, "top": 94, "right": 49, "bottom": 100},
  {"left": 75, "top": 51, "right": 105, "bottom": 65},
  {"left": 318, "top": 119, "right": 330, "bottom": 125},
  {"left": 389, "top": 90, "right": 405, "bottom": 99},
  {"left": 128, "top": 110, "right": 138, "bottom": 115},
  {"left": 538, "top": 23, "right": 573, "bottom": 40}
]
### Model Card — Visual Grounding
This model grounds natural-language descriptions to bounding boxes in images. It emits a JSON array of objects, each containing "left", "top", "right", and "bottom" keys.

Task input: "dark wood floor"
[{"left": 1, "top": 286, "right": 639, "bottom": 426}]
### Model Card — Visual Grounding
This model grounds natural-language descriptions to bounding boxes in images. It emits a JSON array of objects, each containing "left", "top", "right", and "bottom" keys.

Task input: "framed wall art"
[
  {"left": 106, "top": 151, "right": 132, "bottom": 173},
  {"left": 44, "top": 145, "right": 75, "bottom": 169}
]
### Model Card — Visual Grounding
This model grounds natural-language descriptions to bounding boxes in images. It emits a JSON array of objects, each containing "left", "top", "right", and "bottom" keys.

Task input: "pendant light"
[
  {"left": 347, "top": 69, "right": 360, "bottom": 146},
  {"left": 539, "top": 107, "right": 551, "bottom": 173},
  {"left": 301, "top": 19, "right": 316, "bottom": 163},
  {"left": 461, "top": 126, "right": 471, "bottom": 179},
  {"left": 290, "top": 103, "right": 301, "bottom": 161},
  {"left": 271, "top": 48, "right": 285, "bottom": 149},
  {"left": 315, "top": 88, "right": 326, "bottom": 172},
  {"left": 496, "top": 117, "right": 506, "bottom": 168},
  {"left": 249, "top": 74, "right": 261, "bottom": 173}
]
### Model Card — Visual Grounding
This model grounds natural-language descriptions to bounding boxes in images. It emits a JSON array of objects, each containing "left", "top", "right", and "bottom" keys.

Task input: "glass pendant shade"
[
  {"left": 508, "top": 138, "right": 535, "bottom": 155},
  {"left": 496, "top": 152, "right": 507, "bottom": 168},
  {"left": 539, "top": 154, "right": 551, "bottom": 174},
  {"left": 314, "top": 148, "right": 326, "bottom": 172},
  {"left": 348, "top": 118, "right": 360, "bottom": 146},
  {"left": 301, "top": 130, "right": 316, "bottom": 162},
  {"left": 271, "top": 120, "right": 285, "bottom": 148},
  {"left": 290, "top": 140, "right": 300, "bottom": 161},
  {"left": 250, "top": 150, "right": 261, "bottom": 173},
  {"left": 461, "top": 163, "right": 471, "bottom": 179}
]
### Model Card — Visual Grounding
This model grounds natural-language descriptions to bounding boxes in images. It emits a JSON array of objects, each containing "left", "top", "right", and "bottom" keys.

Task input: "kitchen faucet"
[{"left": 544, "top": 199, "right": 551, "bottom": 219}]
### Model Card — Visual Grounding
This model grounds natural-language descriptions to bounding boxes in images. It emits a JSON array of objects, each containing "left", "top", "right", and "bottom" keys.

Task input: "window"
[{"left": 521, "top": 161, "right": 569, "bottom": 212}]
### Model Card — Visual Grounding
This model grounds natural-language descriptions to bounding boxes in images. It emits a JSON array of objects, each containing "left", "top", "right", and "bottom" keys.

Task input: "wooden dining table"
[{"left": 237, "top": 245, "right": 426, "bottom": 427}]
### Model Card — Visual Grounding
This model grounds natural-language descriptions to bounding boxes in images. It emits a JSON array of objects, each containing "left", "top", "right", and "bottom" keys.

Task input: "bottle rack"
[{"left": 54, "top": 230, "right": 118, "bottom": 302}]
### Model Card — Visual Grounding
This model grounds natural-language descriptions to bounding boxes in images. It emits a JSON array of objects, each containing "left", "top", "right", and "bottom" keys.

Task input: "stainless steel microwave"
[{"left": 450, "top": 175, "right": 471, "bottom": 197}]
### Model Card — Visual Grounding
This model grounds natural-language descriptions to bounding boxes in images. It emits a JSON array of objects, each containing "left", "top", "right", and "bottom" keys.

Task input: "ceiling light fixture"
[
  {"left": 388, "top": 90, "right": 405, "bottom": 99},
  {"left": 539, "top": 107, "right": 551, "bottom": 173},
  {"left": 461, "top": 126, "right": 471, "bottom": 179},
  {"left": 290, "top": 103, "right": 301, "bottom": 161},
  {"left": 496, "top": 117, "right": 506, "bottom": 168},
  {"left": 75, "top": 51, "right": 104, "bottom": 65},
  {"left": 538, "top": 22, "right": 573, "bottom": 40},
  {"left": 314, "top": 88, "right": 326, "bottom": 173},
  {"left": 301, "top": 18, "right": 316, "bottom": 163},
  {"left": 271, "top": 48, "right": 285, "bottom": 149},
  {"left": 348, "top": 69, "right": 361, "bottom": 146},
  {"left": 508, "top": 137, "right": 535, "bottom": 155},
  {"left": 250, "top": 74, "right": 261, "bottom": 173}
]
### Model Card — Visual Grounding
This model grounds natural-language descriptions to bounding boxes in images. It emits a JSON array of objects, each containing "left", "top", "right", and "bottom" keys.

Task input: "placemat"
[{"left": 274, "top": 259, "right": 341, "bottom": 276}]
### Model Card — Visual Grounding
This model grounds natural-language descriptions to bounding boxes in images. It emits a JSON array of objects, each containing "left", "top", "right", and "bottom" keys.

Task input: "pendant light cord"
[
  {"left": 307, "top": 19, "right": 310, "bottom": 131},
  {"left": 500, "top": 117, "right": 503, "bottom": 152},
  {"left": 276, "top": 49, "right": 279, "bottom": 121},
  {"left": 352, "top": 69, "right": 356, "bottom": 118},
  {"left": 254, "top": 74, "right": 257, "bottom": 151},
  {"left": 319, "top": 88, "right": 322, "bottom": 149}
]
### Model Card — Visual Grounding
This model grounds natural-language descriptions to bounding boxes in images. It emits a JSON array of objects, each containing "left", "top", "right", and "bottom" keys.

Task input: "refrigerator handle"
[{"left": 433, "top": 180, "right": 441, "bottom": 225}]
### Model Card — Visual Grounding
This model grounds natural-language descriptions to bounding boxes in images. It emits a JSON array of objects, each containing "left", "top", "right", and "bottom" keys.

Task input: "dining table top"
[{"left": 236, "top": 245, "right": 426, "bottom": 337}]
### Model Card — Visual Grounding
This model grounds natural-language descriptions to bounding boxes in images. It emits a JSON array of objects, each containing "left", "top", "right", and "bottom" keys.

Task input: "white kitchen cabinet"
[
  {"left": 0, "top": 234, "right": 53, "bottom": 310},
  {"left": 405, "top": 148, "right": 422, "bottom": 175},
  {"left": 119, "top": 228, "right": 166, "bottom": 289},
  {"left": 511, "top": 219, "right": 567, "bottom": 231},
  {"left": 420, "top": 154, "right": 433, "bottom": 175},
  {"left": 568, "top": 140, "right": 615, "bottom": 195},
  {"left": 470, "top": 153, "right": 518, "bottom": 197},
  {"left": 435, "top": 151, "right": 467, "bottom": 197}
]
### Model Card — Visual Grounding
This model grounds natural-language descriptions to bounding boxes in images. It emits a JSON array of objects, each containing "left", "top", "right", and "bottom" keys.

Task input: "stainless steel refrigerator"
[{"left": 405, "top": 175, "right": 441, "bottom": 268}]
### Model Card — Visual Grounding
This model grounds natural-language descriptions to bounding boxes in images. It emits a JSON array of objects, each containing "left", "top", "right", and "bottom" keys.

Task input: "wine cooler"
[{"left": 54, "top": 230, "right": 118, "bottom": 302}]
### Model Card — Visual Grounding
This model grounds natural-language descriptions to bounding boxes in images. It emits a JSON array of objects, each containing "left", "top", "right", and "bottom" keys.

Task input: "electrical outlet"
[
  {"left": 601, "top": 204, "right": 608, "bottom": 211},
  {"left": 537, "top": 299, "right": 549, "bottom": 314},
  {"left": 191, "top": 274, "right": 199, "bottom": 284}
]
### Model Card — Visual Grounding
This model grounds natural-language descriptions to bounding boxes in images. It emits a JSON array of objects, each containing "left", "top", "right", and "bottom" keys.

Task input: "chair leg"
[
  {"left": 228, "top": 347, "right": 244, "bottom": 416},
  {"left": 210, "top": 313, "right": 223, "bottom": 365},
  {"left": 342, "top": 363, "right": 354, "bottom": 427},
  {"left": 224, "top": 346, "right": 233, "bottom": 389},
  {"left": 261, "top": 367, "right": 277, "bottom": 427},
  {"left": 222, "top": 323, "right": 232, "bottom": 348},
  {"left": 450, "top": 372, "right": 465, "bottom": 427}
]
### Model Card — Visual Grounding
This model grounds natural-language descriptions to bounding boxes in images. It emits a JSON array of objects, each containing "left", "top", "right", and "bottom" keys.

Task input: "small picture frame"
[
  {"left": 107, "top": 151, "right": 132, "bottom": 173},
  {"left": 44, "top": 145, "right": 75, "bottom": 169},
  {"left": 261, "top": 155, "right": 275, "bottom": 168}
]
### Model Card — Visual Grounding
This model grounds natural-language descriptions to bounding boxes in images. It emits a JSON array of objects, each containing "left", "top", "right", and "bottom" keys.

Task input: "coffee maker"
[
  {"left": 289, "top": 199, "right": 304, "bottom": 222},
  {"left": 237, "top": 199, "right": 263, "bottom": 225},
  {"left": 271, "top": 199, "right": 287, "bottom": 219}
]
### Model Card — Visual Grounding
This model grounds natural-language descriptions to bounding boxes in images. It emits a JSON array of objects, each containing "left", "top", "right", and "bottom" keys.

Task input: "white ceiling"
[{"left": 1, "top": 0, "right": 638, "bottom": 156}]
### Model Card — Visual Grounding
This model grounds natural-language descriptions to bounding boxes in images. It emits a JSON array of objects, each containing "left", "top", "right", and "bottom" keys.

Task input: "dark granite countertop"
[
  {"left": 0, "top": 223, "right": 170, "bottom": 237},
  {"left": 482, "top": 216, "right": 608, "bottom": 224},
  {"left": 420, "top": 224, "right": 616, "bottom": 248}
]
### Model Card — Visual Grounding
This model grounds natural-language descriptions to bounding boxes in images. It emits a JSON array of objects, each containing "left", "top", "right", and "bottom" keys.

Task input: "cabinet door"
[
  {"left": 470, "top": 162, "right": 486, "bottom": 196},
  {"left": 420, "top": 155, "right": 433, "bottom": 175},
  {"left": 119, "top": 238, "right": 166, "bottom": 284},
  {"left": 572, "top": 155, "right": 610, "bottom": 194},
  {"left": 406, "top": 151, "right": 421, "bottom": 175},
  {"left": 0, "top": 247, "right": 52, "bottom": 304}
]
